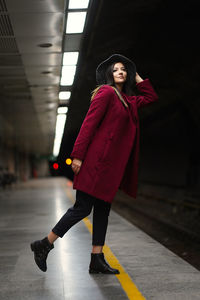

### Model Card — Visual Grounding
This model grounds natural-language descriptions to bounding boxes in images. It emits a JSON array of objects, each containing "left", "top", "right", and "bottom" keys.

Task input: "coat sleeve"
[
  {"left": 70, "top": 86, "right": 113, "bottom": 161},
  {"left": 135, "top": 78, "right": 158, "bottom": 108}
]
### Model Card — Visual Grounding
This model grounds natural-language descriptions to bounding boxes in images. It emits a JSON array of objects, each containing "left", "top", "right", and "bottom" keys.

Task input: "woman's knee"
[
  {"left": 74, "top": 191, "right": 93, "bottom": 217},
  {"left": 83, "top": 206, "right": 93, "bottom": 217}
]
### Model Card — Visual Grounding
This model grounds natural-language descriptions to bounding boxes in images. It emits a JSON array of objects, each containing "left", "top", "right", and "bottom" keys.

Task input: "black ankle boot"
[
  {"left": 30, "top": 237, "right": 54, "bottom": 272},
  {"left": 89, "top": 253, "right": 119, "bottom": 274}
]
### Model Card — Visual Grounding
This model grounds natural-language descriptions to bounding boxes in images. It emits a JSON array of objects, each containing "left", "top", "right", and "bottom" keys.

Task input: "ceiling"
[{"left": 0, "top": 0, "right": 65, "bottom": 154}]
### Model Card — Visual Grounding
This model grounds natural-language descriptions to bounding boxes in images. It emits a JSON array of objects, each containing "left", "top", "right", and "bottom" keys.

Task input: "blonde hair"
[
  {"left": 91, "top": 85, "right": 104, "bottom": 101},
  {"left": 90, "top": 85, "right": 128, "bottom": 108}
]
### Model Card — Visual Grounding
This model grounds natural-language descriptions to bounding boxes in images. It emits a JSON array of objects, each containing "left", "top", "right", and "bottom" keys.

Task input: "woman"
[{"left": 31, "top": 54, "right": 158, "bottom": 274}]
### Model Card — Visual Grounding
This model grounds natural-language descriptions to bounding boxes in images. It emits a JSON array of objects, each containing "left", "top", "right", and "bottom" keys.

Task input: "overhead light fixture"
[
  {"left": 60, "top": 77, "right": 74, "bottom": 86},
  {"left": 38, "top": 43, "right": 52, "bottom": 48},
  {"left": 61, "top": 65, "right": 76, "bottom": 77},
  {"left": 60, "top": 65, "right": 76, "bottom": 86},
  {"left": 59, "top": 91, "right": 71, "bottom": 100},
  {"left": 57, "top": 107, "right": 68, "bottom": 114},
  {"left": 66, "top": 12, "right": 87, "bottom": 33},
  {"left": 63, "top": 52, "right": 79, "bottom": 65},
  {"left": 41, "top": 71, "right": 52, "bottom": 74},
  {"left": 53, "top": 114, "right": 66, "bottom": 157},
  {"left": 68, "top": 0, "right": 90, "bottom": 9}
]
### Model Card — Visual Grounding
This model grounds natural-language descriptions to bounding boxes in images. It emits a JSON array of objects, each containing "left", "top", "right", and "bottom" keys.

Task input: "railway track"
[{"left": 113, "top": 191, "right": 200, "bottom": 271}]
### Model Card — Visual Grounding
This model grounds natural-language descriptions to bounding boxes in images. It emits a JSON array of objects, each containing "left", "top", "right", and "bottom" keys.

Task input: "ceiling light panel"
[
  {"left": 61, "top": 65, "right": 76, "bottom": 78},
  {"left": 66, "top": 12, "right": 87, "bottom": 33},
  {"left": 63, "top": 52, "right": 79, "bottom": 65},
  {"left": 59, "top": 91, "right": 71, "bottom": 100},
  {"left": 68, "top": 0, "right": 90, "bottom": 9},
  {"left": 57, "top": 107, "right": 68, "bottom": 114},
  {"left": 60, "top": 77, "right": 74, "bottom": 86},
  {"left": 53, "top": 114, "right": 66, "bottom": 156},
  {"left": 60, "top": 66, "right": 76, "bottom": 85}
]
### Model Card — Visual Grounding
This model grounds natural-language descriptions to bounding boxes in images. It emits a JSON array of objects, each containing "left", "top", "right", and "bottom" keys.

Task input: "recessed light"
[
  {"left": 38, "top": 43, "right": 53, "bottom": 48},
  {"left": 41, "top": 71, "right": 52, "bottom": 74}
]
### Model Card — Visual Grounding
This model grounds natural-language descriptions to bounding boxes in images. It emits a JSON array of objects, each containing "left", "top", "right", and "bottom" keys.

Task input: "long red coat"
[{"left": 71, "top": 79, "right": 158, "bottom": 203}]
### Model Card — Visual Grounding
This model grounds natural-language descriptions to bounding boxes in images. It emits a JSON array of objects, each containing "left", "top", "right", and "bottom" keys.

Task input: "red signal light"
[{"left": 53, "top": 163, "right": 59, "bottom": 170}]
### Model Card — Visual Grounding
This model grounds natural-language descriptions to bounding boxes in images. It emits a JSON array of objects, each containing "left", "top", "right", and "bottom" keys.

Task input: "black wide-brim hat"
[{"left": 96, "top": 54, "right": 136, "bottom": 85}]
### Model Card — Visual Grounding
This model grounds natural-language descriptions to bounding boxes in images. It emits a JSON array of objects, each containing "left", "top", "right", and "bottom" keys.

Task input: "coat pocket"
[{"left": 100, "top": 132, "right": 114, "bottom": 163}]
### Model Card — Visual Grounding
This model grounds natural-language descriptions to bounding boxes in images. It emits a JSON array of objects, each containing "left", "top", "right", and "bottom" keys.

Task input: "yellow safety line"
[{"left": 65, "top": 187, "right": 146, "bottom": 300}]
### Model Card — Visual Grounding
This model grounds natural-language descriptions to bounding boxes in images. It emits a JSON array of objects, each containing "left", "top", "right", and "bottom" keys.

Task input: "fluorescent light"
[
  {"left": 53, "top": 138, "right": 60, "bottom": 157},
  {"left": 60, "top": 65, "right": 76, "bottom": 86},
  {"left": 63, "top": 52, "right": 79, "bottom": 65},
  {"left": 59, "top": 91, "right": 71, "bottom": 100},
  {"left": 60, "top": 76, "right": 74, "bottom": 86},
  {"left": 69, "top": 0, "right": 89, "bottom": 9},
  {"left": 66, "top": 12, "right": 87, "bottom": 33},
  {"left": 53, "top": 114, "right": 66, "bottom": 156},
  {"left": 57, "top": 107, "right": 68, "bottom": 114},
  {"left": 61, "top": 65, "right": 76, "bottom": 77},
  {"left": 55, "top": 114, "right": 66, "bottom": 138}
]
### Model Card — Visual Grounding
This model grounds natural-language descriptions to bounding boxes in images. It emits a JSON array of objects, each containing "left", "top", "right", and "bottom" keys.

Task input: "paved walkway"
[{"left": 0, "top": 178, "right": 200, "bottom": 300}]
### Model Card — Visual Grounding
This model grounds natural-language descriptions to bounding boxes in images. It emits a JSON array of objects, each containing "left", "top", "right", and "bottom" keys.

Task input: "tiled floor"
[{"left": 0, "top": 177, "right": 200, "bottom": 300}]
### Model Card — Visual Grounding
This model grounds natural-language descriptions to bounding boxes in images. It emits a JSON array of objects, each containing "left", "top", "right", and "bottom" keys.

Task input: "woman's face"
[{"left": 112, "top": 62, "right": 127, "bottom": 85}]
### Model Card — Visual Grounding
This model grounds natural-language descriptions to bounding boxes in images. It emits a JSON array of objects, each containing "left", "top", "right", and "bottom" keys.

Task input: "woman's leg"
[
  {"left": 89, "top": 198, "right": 119, "bottom": 274},
  {"left": 51, "top": 190, "right": 93, "bottom": 238},
  {"left": 92, "top": 198, "right": 111, "bottom": 251},
  {"left": 31, "top": 190, "right": 94, "bottom": 272},
  {"left": 47, "top": 231, "right": 58, "bottom": 244},
  {"left": 92, "top": 245, "right": 103, "bottom": 253},
  {"left": 47, "top": 190, "right": 94, "bottom": 244}
]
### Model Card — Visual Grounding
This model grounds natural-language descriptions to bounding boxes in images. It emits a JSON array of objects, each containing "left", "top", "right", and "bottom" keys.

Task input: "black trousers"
[{"left": 52, "top": 190, "right": 111, "bottom": 246}]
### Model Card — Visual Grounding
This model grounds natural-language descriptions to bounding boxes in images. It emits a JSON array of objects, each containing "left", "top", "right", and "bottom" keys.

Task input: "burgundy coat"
[{"left": 71, "top": 79, "right": 158, "bottom": 203}]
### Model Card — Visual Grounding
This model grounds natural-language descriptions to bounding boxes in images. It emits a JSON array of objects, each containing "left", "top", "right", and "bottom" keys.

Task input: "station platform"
[{"left": 0, "top": 177, "right": 200, "bottom": 300}]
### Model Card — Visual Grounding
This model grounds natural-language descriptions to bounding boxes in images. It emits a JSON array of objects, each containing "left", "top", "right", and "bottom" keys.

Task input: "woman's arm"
[
  {"left": 135, "top": 72, "right": 144, "bottom": 84},
  {"left": 134, "top": 72, "right": 158, "bottom": 108}
]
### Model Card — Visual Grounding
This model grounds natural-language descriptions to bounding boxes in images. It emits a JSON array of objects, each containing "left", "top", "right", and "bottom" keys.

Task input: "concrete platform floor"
[{"left": 0, "top": 177, "right": 200, "bottom": 300}]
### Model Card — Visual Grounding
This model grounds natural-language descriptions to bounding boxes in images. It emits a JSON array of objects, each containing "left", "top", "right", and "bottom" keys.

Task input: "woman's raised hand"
[
  {"left": 71, "top": 158, "right": 82, "bottom": 175},
  {"left": 135, "top": 72, "right": 144, "bottom": 84}
]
